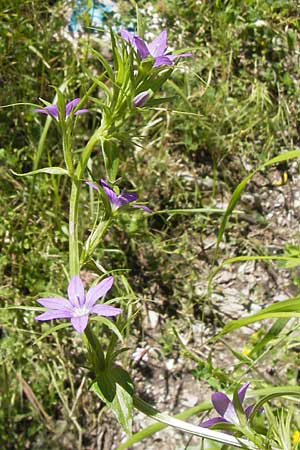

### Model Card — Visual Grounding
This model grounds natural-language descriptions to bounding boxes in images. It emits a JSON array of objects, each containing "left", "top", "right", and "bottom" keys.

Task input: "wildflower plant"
[
  {"left": 17, "top": 22, "right": 221, "bottom": 442},
  {"left": 9, "top": 9, "right": 300, "bottom": 450}
]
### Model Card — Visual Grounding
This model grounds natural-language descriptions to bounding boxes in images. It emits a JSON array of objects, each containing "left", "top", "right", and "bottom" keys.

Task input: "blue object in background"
[{"left": 68, "top": 0, "right": 115, "bottom": 33}]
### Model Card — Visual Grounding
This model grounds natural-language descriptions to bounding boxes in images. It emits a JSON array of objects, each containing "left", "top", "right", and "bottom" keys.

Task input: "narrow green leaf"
[
  {"left": 85, "top": 71, "right": 112, "bottom": 99},
  {"left": 101, "top": 140, "right": 119, "bottom": 183},
  {"left": 90, "top": 48, "right": 114, "bottom": 80},
  {"left": 91, "top": 316, "right": 123, "bottom": 343},
  {"left": 210, "top": 255, "right": 300, "bottom": 285},
  {"left": 216, "top": 150, "right": 300, "bottom": 253},
  {"left": 35, "top": 322, "right": 72, "bottom": 342},
  {"left": 91, "top": 367, "right": 133, "bottom": 434},
  {"left": 5, "top": 306, "right": 43, "bottom": 311},
  {"left": 155, "top": 208, "right": 242, "bottom": 215},
  {"left": 166, "top": 80, "right": 191, "bottom": 109},
  {"left": 12, "top": 167, "right": 69, "bottom": 177},
  {"left": 223, "top": 255, "right": 300, "bottom": 266},
  {"left": 52, "top": 86, "right": 66, "bottom": 121},
  {"left": 232, "top": 389, "right": 247, "bottom": 427},
  {"left": 135, "top": 1, "right": 144, "bottom": 37},
  {"left": 146, "top": 96, "right": 176, "bottom": 107},
  {"left": 133, "top": 396, "right": 257, "bottom": 449},
  {"left": 28, "top": 44, "right": 50, "bottom": 69},
  {"left": 116, "top": 401, "right": 212, "bottom": 450},
  {"left": 250, "top": 318, "right": 289, "bottom": 357},
  {"left": 218, "top": 297, "right": 300, "bottom": 337},
  {"left": 250, "top": 386, "right": 300, "bottom": 421}
]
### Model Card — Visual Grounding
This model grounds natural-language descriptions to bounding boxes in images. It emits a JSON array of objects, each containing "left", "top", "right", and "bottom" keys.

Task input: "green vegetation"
[{"left": 1, "top": 0, "right": 300, "bottom": 448}]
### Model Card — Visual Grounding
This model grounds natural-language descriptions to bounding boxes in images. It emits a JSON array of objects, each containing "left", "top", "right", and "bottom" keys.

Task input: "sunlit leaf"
[{"left": 91, "top": 367, "right": 133, "bottom": 434}]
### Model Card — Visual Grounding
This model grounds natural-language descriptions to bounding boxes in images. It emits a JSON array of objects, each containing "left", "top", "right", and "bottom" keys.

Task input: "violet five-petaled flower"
[
  {"left": 200, "top": 383, "right": 254, "bottom": 429},
  {"left": 35, "top": 275, "right": 122, "bottom": 333},
  {"left": 34, "top": 98, "right": 88, "bottom": 120},
  {"left": 86, "top": 179, "right": 151, "bottom": 213},
  {"left": 120, "top": 28, "right": 192, "bottom": 67}
]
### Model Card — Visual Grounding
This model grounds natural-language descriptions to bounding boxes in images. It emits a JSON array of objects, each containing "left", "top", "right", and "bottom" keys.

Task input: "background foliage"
[{"left": 1, "top": 0, "right": 300, "bottom": 448}]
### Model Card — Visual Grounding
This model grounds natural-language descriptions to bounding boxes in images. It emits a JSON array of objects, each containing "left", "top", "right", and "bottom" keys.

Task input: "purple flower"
[
  {"left": 35, "top": 275, "right": 122, "bottom": 333},
  {"left": 120, "top": 28, "right": 192, "bottom": 67},
  {"left": 200, "top": 383, "right": 255, "bottom": 429},
  {"left": 133, "top": 91, "right": 150, "bottom": 107},
  {"left": 34, "top": 98, "right": 88, "bottom": 120},
  {"left": 86, "top": 179, "right": 151, "bottom": 213}
]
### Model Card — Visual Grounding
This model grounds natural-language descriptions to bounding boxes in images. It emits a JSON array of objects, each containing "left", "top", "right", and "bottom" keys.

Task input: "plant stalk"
[
  {"left": 68, "top": 128, "right": 104, "bottom": 276},
  {"left": 83, "top": 324, "right": 106, "bottom": 373}
]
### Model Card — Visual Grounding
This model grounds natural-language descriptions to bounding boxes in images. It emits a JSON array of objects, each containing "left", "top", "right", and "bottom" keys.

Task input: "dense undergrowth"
[{"left": 1, "top": 1, "right": 300, "bottom": 448}]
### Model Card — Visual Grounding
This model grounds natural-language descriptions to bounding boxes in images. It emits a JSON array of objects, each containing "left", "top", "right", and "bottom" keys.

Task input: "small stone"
[{"left": 148, "top": 310, "right": 159, "bottom": 328}]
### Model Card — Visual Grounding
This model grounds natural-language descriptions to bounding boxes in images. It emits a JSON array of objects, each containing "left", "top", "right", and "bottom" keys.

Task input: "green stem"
[
  {"left": 69, "top": 179, "right": 80, "bottom": 277},
  {"left": 83, "top": 324, "right": 105, "bottom": 373},
  {"left": 62, "top": 129, "right": 74, "bottom": 177},
  {"left": 76, "top": 128, "right": 105, "bottom": 179},
  {"left": 81, "top": 218, "right": 112, "bottom": 264},
  {"left": 68, "top": 128, "right": 104, "bottom": 276}
]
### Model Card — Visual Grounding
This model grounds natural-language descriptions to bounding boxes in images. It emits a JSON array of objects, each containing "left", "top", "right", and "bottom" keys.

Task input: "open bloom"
[
  {"left": 200, "top": 383, "right": 254, "bottom": 429},
  {"left": 86, "top": 179, "right": 151, "bottom": 212},
  {"left": 120, "top": 29, "right": 192, "bottom": 67},
  {"left": 35, "top": 275, "right": 121, "bottom": 333},
  {"left": 34, "top": 98, "right": 88, "bottom": 120}
]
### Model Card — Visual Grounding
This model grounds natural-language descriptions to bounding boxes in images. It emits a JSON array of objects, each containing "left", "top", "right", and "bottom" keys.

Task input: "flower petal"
[
  {"left": 120, "top": 28, "right": 135, "bottom": 45},
  {"left": 68, "top": 275, "right": 85, "bottom": 307},
  {"left": 74, "top": 108, "right": 89, "bottom": 116},
  {"left": 153, "top": 56, "right": 173, "bottom": 67},
  {"left": 118, "top": 191, "right": 138, "bottom": 206},
  {"left": 85, "top": 181, "right": 100, "bottom": 191},
  {"left": 133, "top": 91, "right": 150, "bottom": 107},
  {"left": 45, "top": 105, "right": 59, "bottom": 119},
  {"left": 65, "top": 98, "right": 80, "bottom": 117},
  {"left": 167, "top": 52, "right": 193, "bottom": 62},
  {"left": 212, "top": 392, "right": 231, "bottom": 417},
  {"left": 132, "top": 204, "right": 151, "bottom": 212},
  {"left": 34, "top": 108, "right": 49, "bottom": 115},
  {"left": 223, "top": 402, "right": 239, "bottom": 424},
  {"left": 86, "top": 276, "right": 114, "bottom": 308},
  {"left": 133, "top": 36, "right": 150, "bottom": 59},
  {"left": 37, "top": 297, "right": 73, "bottom": 311},
  {"left": 238, "top": 382, "right": 250, "bottom": 404},
  {"left": 71, "top": 315, "right": 89, "bottom": 333},
  {"left": 148, "top": 30, "right": 167, "bottom": 57},
  {"left": 244, "top": 405, "right": 254, "bottom": 418},
  {"left": 200, "top": 417, "right": 228, "bottom": 428},
  {"left": 100, "top": 180, "right": 121, "bottom": 207},
  {"left": 91, "top": 304, "right": 122, "bottom": 316},
  {"left": 35, "top": 310, "right": 72, "bottom": 321}
]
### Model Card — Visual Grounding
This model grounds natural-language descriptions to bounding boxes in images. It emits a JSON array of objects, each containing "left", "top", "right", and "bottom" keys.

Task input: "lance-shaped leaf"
[
  {"left": 101, "top": 139, "right": 120, "bottom": 183},
  {"left": 12, "top": 167, "right": 69, "bottom": 177},
  {"left": 91, "top": 367, "right": 134, "bottom": 435}
]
